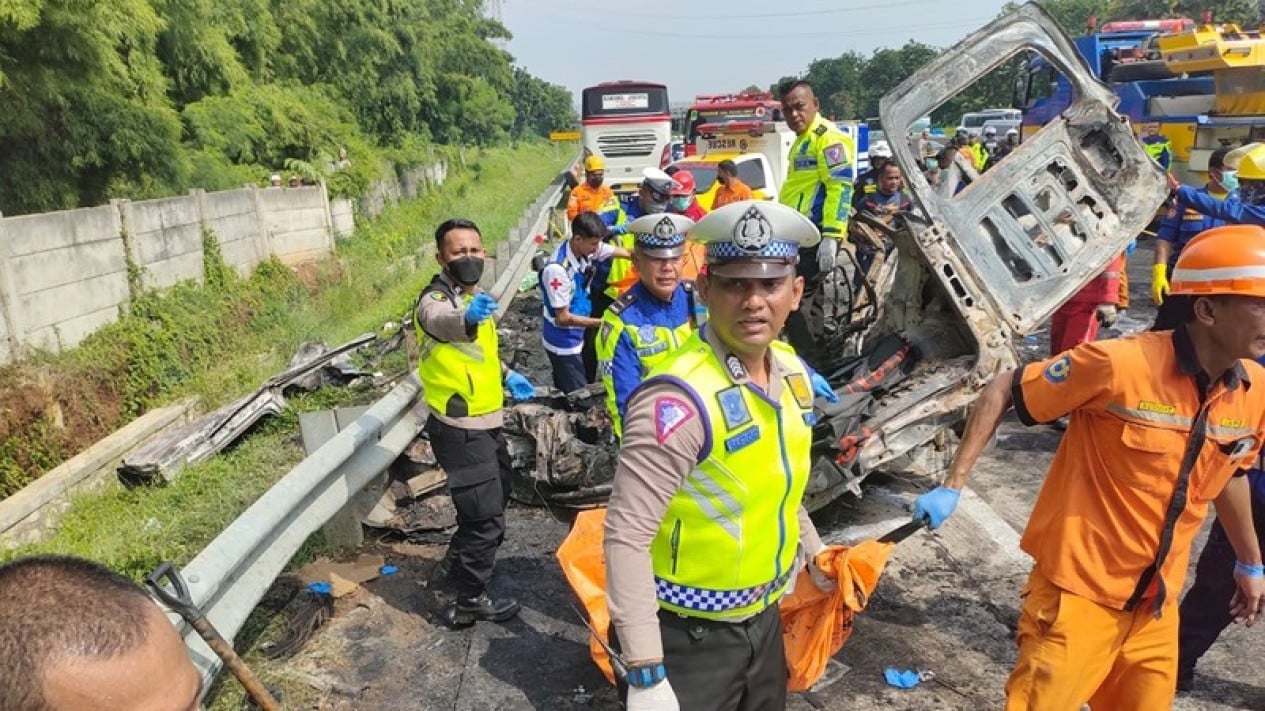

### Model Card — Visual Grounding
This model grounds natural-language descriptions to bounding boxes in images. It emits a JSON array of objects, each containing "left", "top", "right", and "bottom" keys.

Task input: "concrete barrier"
[
  {"left": 0, "top": 398, "right": 197, "bottom": 548},
  {"left": 0, "top": 160, "right": 444, "bottom": 363},
  {"left": 0, "top": 205, "right": 131, "bottom": 353}
]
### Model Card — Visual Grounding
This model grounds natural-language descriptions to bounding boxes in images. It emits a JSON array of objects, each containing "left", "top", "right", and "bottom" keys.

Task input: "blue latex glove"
[
  {"left": 884, "top": 668, "right": 922, "bottom": 689},
  {"left": 505, "top": 370, "right": 536, "bottom": 401},
  {"left": 464, "top": 292, "right": 498, "bottom": 326},
  {"left": 811, "top": 371, "right": 839, "bottom": 403},
  {"left": 610, "top": 223, "right": 628, "bottom": 236},
  {"left": 913, "top": 486, "right": 961, "bottom": 530}
]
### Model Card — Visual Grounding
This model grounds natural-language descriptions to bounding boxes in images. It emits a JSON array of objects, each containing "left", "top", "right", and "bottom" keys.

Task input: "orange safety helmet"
[
  {"left": 670, "top": 170, "right": 696, "bottom": 196},
  {"left": 1169, "top": 224, "right": 1265, "bottom": 298}
]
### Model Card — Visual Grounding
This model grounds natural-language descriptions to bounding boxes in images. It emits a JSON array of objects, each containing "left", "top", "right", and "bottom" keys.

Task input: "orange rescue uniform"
[
  {"left": 1005, "top": 327, "right": 1265, "bottom": 710},
  {"left": 567, "top": 183, "right": 618, "bottom": 221},
  {"left": 712, "top": 178, "right": 754, "bottom": 209}
]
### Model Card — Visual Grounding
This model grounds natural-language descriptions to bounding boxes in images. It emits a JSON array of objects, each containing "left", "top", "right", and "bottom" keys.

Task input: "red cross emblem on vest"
[{"left": 549, "top": 277, "right": 564, "bottom": 290}]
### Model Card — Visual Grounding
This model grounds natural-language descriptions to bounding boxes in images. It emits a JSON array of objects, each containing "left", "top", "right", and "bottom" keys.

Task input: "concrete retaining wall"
[
  {"left": 0, "top": 160, "right": 448, "bottom": 363},
  {"left": 0, "top": 205, "right": 131, "bottom": 353}
]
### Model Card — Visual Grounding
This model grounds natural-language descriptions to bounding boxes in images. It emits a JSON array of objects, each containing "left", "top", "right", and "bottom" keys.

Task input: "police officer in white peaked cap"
[{"left": 604, "top": 200, "right": 840, "bottom": 711}]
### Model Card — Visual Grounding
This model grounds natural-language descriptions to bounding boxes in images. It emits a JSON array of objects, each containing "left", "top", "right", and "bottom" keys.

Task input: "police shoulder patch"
[
  {"left": 654, "top": 396, "right": 695, "bottom": 444},
  {"left": 428, "top": 291, "right": 448, "bottom": 302},
  {"left": 609, "top": 290, "right": 637, "bottom": 315},
  {"left": 823, "top": 143, "right": 848, "bottom": 168},
  {"left": 599, "top": 320, "right": 614, "bottom": 345},
  {"left": 1044, "top": 355, "right": 1072, "bottom": 383}
]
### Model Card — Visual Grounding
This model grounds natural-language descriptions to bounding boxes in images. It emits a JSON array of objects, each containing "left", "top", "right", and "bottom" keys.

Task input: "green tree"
[{"left": 0, "top": 0, "right": 186, "bottom": 211}]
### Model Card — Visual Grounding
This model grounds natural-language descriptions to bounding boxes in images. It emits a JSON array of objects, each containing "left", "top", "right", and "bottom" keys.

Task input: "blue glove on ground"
[
  {"left": 464, "top": 292, "right": 498, "bottom": 326},
  {"left": 505, "top": 370, "right": 535, "bottom": 401},
  {"left": 884, "top": 668, "right": 922, "bottom": 689},
  {"left": 811, "top": 371, "right": 839, "bottom": 404},
  {"left": 913, "top": 486, "right": 961, "bottom": 530},
  {"left": 610, "top": 224, "right": 628, "bottom": 236}
]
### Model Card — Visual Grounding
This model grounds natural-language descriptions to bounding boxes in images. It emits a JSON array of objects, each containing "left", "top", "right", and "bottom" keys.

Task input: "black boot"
[{"left": 442, "top": 592, "right": 520, "bottom": 629}]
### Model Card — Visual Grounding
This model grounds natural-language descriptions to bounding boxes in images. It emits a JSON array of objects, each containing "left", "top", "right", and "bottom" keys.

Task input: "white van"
[{"left": 957, "top": 108, "right": 1021, "bottom": 134}]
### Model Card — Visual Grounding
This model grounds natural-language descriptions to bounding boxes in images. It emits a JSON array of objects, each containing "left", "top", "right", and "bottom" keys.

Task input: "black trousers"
[
  {"left": 610, "top": 606, "right": 787, "bottom": 711},
  {"left": 1177, "top": 494, "right": 1265, "bottom": 674},
  {"left": 423, "top": 416, "right": 513, "bottom": 598},
  {"left": 786, "top": 243, "right": 827, "bottom": 371},
  {"left": 547, "top": 351, "right": 588, "bottom": 394}
]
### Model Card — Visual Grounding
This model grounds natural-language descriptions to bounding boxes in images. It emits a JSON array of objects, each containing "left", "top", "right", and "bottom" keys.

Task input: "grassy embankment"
[{"left": 1, "top": 143, "right": 566, "bottom": 578}]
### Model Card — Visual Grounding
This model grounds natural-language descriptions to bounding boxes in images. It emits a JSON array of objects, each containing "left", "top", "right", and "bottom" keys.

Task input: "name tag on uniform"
[
  {"left": 725, "top": 426, "right": 760, "bottom": 453},
  {"left": 794, "top": 157, "right": 818, "bottom": 170}
]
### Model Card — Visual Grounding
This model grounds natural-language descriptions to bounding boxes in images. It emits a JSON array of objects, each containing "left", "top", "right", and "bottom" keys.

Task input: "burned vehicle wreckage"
[{"left": 403, "top": 5, "right": 1169, "bottom": 520}]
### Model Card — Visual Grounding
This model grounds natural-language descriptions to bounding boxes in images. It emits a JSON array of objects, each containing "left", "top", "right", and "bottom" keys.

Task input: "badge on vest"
[
  {"left": 429, "top": 291, "right": 447, "bottom": 301},
  {"left": 655, "top": 396, "right": 695, "bottom": 444},
  {"left": 725, "top": 426, "right": 760, "bottom": 453},
  {"left": 786, "top": 373, "right": 813, "bottom": 409},
  {"left": 724, "top": 354, "right": 747, "bottom": 382},
  {"left": 599, "top": 321, "right": 614, "bottom": 346},
  {"left": 717, "top": 386, "right": 752, "bottom": 431},
  {"left": 638, "top": 325, "right": 659, "bottom": 343}
]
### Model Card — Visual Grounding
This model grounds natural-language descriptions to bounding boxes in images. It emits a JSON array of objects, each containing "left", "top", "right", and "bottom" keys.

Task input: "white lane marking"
[
  {"left": 821, "top": 516, "right": 914, "bottom": 547},
  {"left": 819, "top": 484, "right": 1030, "bottom": 567},
  {"left": 958, "top": 486, "right": 1030, "bottom": 566}
]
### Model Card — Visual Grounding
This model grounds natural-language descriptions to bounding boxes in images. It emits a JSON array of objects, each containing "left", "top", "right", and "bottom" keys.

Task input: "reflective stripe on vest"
[
  {"left": 415, "top": 282, "right": 503, "bottom": 418},
  {"left": 642, "top": 333, "right": 814, "bottom": 620}
]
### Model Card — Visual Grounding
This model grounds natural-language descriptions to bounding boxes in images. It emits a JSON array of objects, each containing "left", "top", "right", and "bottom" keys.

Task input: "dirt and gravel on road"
[{"left": 258, "top": 242, "right": 1265, "bottom": 711}]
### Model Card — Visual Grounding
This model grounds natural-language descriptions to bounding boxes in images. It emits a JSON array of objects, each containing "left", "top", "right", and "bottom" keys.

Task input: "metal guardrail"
[
  {"left": 172, "top": 378, "right": 424, "bottom": 683},
  {"left": 164, "top": 153, "right": 580, "bottom": 688}
]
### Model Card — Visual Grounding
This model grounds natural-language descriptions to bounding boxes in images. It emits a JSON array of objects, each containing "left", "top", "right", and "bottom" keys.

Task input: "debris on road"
[
  {"left": 298, "top": 554, "right": 387, "bottom": 598},
  {"left": 118, "top": 333, "right": 377, "bottom": 485}
]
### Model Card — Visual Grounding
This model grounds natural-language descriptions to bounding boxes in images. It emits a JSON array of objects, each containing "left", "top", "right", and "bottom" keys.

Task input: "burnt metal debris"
[{"left": 118, "top": 333, "right": 376, "bottom": 486}]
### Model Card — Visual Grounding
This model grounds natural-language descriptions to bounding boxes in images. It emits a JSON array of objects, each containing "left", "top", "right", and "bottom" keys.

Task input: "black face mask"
[{"left": 447, "top": 256, "right": 484, "bottom": 286}]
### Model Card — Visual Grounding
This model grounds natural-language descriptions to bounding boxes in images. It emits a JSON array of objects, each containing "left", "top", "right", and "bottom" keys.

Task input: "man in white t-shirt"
[{"left": 539, "top": 211, "right": 630, "bottom": 393}]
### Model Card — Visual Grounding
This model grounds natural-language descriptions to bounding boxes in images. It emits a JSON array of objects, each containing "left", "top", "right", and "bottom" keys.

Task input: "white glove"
[
  {"left": 627, "top": 679, "right": 679, "bottom": 711},
  {"left": 1095, "top": 304, "right": 1119, "bottom": 327},
  {"left": 817, "top": 238, "right": 839, "bottom": 272}
]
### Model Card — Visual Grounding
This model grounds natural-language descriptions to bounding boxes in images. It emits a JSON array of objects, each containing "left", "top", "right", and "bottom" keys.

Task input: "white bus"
[{"left": 581, "top": 81, "right": 672, "bottom": 194}]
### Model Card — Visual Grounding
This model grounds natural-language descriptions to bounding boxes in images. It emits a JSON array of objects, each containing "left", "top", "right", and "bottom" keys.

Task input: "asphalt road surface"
[{"left": 277, "top": 243, "right": 1265, "bottom": 710}]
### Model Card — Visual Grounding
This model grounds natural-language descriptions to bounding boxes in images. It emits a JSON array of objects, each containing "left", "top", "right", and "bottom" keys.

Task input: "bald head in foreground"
[{"left": 0, "top": 555, "right": 202, "bottom": 711}]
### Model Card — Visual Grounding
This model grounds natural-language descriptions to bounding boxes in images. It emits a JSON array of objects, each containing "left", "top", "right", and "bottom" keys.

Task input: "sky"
[{"left": 498, "top": 0, "right": 1013, "bottom": 104}]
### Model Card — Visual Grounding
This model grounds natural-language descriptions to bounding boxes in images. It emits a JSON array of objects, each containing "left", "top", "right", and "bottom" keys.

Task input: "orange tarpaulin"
[
  {"left": 556, "top": 509, "right": 902, "bottom": 691},
  {"left": 556, "top": 509, "right": 618, "bottom": 684},
  {"left": 779, "top": 539, "right": 895, "bottom": 691}
]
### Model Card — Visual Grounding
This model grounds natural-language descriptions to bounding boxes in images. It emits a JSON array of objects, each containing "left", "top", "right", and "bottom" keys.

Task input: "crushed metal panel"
[
  {"left": 880, "top": 1, "right": 1168, "bottom": 335},
  {"left": 119, "top": 333, "right": 376, "bottom": 484}
]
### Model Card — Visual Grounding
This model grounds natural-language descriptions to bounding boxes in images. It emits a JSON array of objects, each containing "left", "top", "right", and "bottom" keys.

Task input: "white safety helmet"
[
  {"left": 870, "top": 140, "right": 893, "bottom": 159},
  {"left": 983, "top": 126, "right": 997, "bottom": 137}
]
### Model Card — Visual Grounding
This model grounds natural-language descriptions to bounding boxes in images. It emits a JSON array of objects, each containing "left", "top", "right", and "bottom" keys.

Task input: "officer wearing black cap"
[
  {"left": 604, "top": 201, "right": 840, "bottom": 711},
  {"left": 596, "top": 213, "right": 702, "bottom": 438}
]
